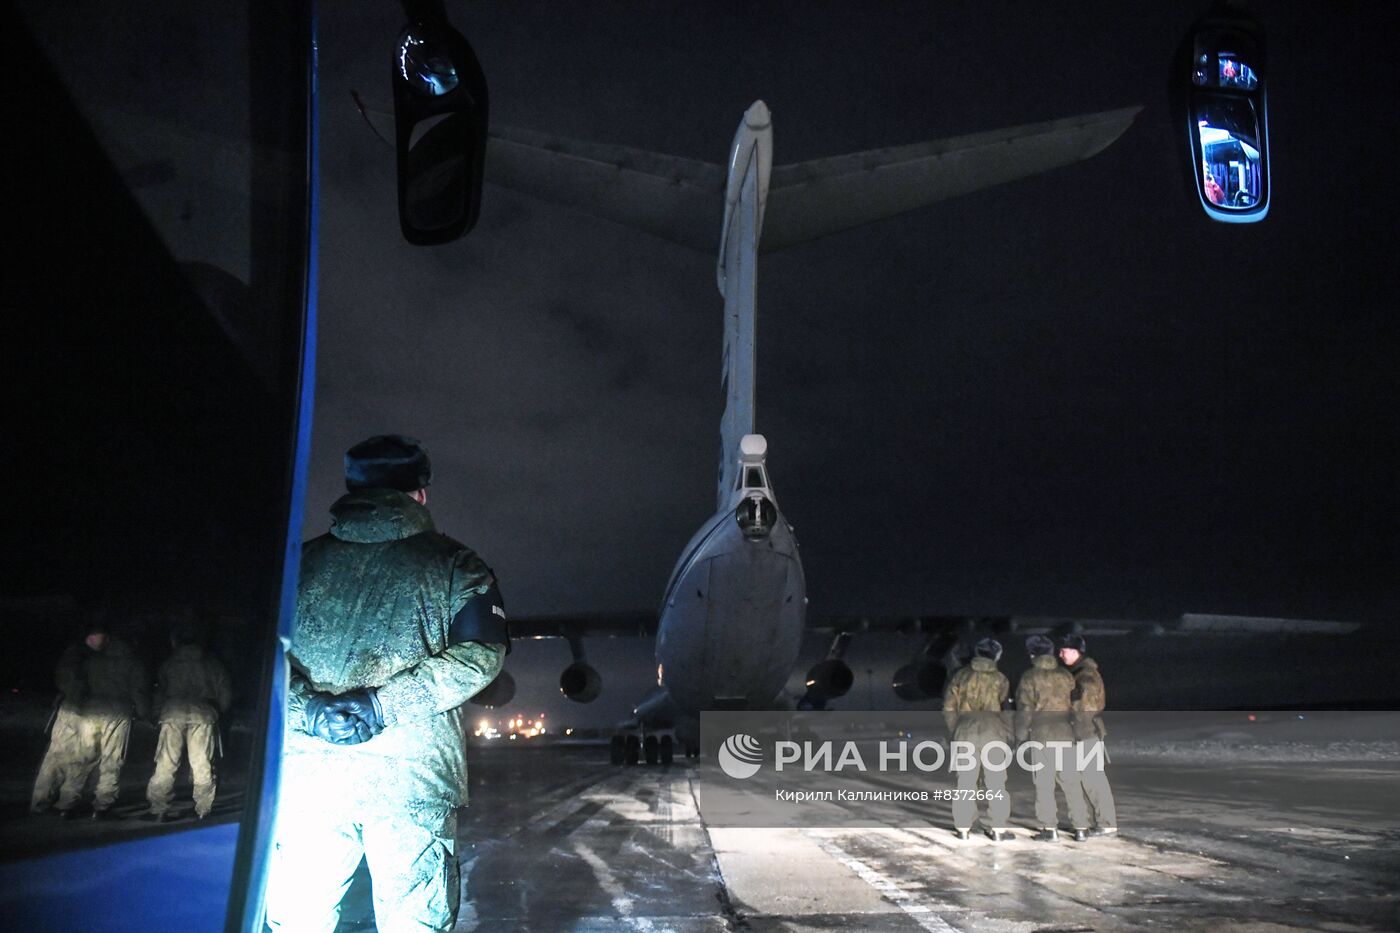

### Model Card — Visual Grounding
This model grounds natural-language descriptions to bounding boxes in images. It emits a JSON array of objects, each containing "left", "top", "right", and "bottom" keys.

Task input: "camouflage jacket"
[
  {"left": 1069, "top": 656, "right": 1107, "bottom": 740},
  {"left": 1014, "top": 654, "right": 1075, "bottom": 743},
  {"left": 55, "top": 638, "right": 149, "bottom": 721},
  {"left": 942, "top": 657, "right": 1011, "bottom": 744},
  {"left": 282, "top": 489, "right": 506, "bottom": 815},
  {"left": 155, "top": 645, "right": 232, "bottom": 725}
]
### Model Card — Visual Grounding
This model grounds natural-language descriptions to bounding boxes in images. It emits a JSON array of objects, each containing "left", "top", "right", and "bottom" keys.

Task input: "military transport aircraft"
[{"left": 455, "top": 99, "right": 1369, "bottom": 764}]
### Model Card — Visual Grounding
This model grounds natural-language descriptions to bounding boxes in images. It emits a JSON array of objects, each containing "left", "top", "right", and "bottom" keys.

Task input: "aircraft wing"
[
  {"left": 760, "top": 106, "right": 1143, "bottom": 251},
  {"left": 482, "top": 106, "right": 1142, "bottom": 252},
  {"left": 486, "top": 124, "right": 724, "bottom": 251},
  {"left": 509, "top": 610, "right": 1361, "bottom": 642},
  {"left": 805, "top": 613, "right": 1363, "bottom": 638}
]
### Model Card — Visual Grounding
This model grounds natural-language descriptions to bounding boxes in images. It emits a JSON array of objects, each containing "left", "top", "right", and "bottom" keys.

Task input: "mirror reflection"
[
  {"left": 1196, "top": 95, "right": 1262, "bottom": 210},
  {"left": 397, "top": 28, "right": 460, "bottom": 97},
  {"left": 1217, "top": 54, "right": 1259, "bottom": 90},
  {"left": 1192, "top": 51, "right": 1260, "bottom": 90},
  {"left": 404, "top": 112, "right": 470, "bottom": 231},
  {"left": 3, "top": 0, "right": 301, "bottom": 862}
]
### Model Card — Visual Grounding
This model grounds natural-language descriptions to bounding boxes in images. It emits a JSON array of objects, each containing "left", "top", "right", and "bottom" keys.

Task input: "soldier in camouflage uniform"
[
  {"left": 265, "top": 436, "right": 509, "bottom": 933},
  {"left": 942, "top": 637, "right": 1014, "bottom": 840},
  {"left": 1060, "top": 634, "right": 1117, "bottom": 836},
  {"left": 30, "top": 617, "right": 150, "bottom": 818},
  {"left": 144, "top": 626, "right": 233, "bottom": 820},
  {"left": 1014, "top": 634, "right": 1089, "bottom": 842}
]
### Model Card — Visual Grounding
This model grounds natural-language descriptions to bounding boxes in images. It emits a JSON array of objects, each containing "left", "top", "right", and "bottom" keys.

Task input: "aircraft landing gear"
[{"left": 610, "top": 731, "right": 679, "bottom": 766}]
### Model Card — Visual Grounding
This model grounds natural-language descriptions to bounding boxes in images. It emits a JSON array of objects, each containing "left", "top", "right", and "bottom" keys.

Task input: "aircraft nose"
[{"left": 744, "top": 99, "right": 771, "bottom": 129}]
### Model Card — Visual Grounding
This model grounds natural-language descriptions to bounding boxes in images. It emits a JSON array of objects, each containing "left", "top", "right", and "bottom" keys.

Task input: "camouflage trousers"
[
  {"left": 952, "top": 739, "right": 1011, "bottom": 831},
  {"left": 30, "top": 709, "right": 74, "bottom": 812},
  {"left": 146, "top": 721, "right": 218, "bottom": 817},
  {"left": 1028, "top": 742, "right": 1090, "bottom": 830},
  {"left": 265, "top": 803, "right": 459, "bottom": 933},
  {"left": 1077, "top": 740, "right": 1117, "bottom": 828},
  {"left": 31, "top": 710, "right": 131, "bottom": 813}
]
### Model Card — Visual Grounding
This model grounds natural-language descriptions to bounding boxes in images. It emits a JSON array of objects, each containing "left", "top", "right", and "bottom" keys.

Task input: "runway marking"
[
  {"left": 545, "top": 800, "right": 609, "bottom": 838},
  {"left": 805, "top": 833, "right": 961, "bottom": 932},
  {"left": 524, "top": 769, "right": 637, "bottom": 835},
  {"left": 570, "top": 838, "right": 669, "bottom": 932}
]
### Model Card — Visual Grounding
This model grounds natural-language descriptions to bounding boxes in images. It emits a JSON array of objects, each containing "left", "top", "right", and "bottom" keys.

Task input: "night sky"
[{"left": 298, "top": 3, "right": 1399, "bottom": 721}]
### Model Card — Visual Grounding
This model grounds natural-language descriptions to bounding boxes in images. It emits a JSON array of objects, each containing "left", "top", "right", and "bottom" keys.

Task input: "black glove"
[
  {"left": 327, "top": 689, "right": 385, "bottom": 735},
  {"left": 304, "top": 691, "right": 377, "bottom": 745}
]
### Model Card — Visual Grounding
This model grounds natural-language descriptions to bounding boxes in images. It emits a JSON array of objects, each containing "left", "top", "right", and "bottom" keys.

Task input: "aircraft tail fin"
[{"left": 717, "top": 102, "right": 772, "bottom": 508}]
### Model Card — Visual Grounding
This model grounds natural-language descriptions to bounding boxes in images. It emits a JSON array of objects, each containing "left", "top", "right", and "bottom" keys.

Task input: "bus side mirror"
[
  {"left": 1175, "top": 5, "right": 1269, "bottom": 223},
  {"left": 392, "top": 0, "right": 488, "bottom": 245}
]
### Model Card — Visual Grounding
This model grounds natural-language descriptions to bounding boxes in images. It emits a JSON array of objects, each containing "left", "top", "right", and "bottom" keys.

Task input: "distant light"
[
  {"left": 1247, "top": 714, "right": 1257, "bottom": 722},
  {"left": 565, "top": 728, "right": 573, "bottom": 736}
]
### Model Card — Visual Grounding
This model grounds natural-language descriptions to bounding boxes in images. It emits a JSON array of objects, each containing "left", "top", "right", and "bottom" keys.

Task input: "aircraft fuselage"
[{"left": 655, "top": 484, "right": 806, "bottom": 718}]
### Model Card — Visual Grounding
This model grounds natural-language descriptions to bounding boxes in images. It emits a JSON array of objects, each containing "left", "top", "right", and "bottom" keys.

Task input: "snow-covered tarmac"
[{"left": 395, "top": 745, "right": 1400, "bottom": 931}]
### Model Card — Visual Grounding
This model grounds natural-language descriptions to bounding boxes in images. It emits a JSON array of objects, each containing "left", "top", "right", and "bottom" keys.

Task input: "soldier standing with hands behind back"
[{"left": 265, "top": 435, "right": 509, "bottom": 933}]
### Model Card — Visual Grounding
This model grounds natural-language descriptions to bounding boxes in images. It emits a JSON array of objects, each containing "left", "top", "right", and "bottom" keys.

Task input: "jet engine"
[
  {"left": 470, "top": 670, "right": 515, "bottom": 708},
  {"left": 891, "top": 662, "right": 947, "bottom": 702},
  {"left": 804, "top": 658, "right": 854, "bottom": 702},
  {"left": 560, "top": 661, "right": 602, "bottom": 703}
]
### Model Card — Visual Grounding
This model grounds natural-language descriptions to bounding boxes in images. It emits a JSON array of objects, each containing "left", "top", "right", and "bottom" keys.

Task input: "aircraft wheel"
[
  {"left": 643, "top": 734, "right": 659, "bottom": 766},
  {"left": 610, "top": 734, "right": 625, "bottom": 765},
  {"left": 659, "top": 735, "right": 674, "bottom": 766},
  {"left": 624, "top": 734, "right": 641, "bottom": 766}
]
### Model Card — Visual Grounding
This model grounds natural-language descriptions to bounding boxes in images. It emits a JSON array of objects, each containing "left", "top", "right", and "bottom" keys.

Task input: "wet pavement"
[{"left": 325, "top": 745, "right": 1400, "bottom": 931}]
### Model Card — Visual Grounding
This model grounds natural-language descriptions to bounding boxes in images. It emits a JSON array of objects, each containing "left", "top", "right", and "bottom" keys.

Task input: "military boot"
[{"left": 1031, "top": 827, "right": 1059, "bottom": 842}]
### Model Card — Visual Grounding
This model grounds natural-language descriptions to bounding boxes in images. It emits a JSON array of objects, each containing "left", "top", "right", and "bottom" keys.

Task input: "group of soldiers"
[
  {"left": 942, "top": 633, "right": 1117, "bottom": 842},
  {"left": 29, "top": 618, "right": 233, "bottom": 822}
]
